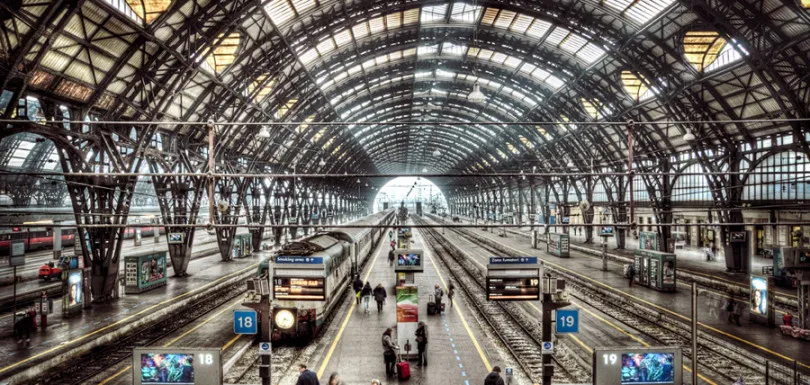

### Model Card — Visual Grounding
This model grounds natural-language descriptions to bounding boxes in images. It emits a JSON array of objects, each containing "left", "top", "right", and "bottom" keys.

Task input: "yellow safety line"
[
  {"left": 484, "top": 234, "right": 810, "bottom": 369},
  {"left": 100, "top": 298, "right": 244, "bottom": 384},
  {"left": 426, "top": 241, "right": 493, "bottom": 372},
  {"left": 0, "top": 262, "right": 259, "bottom": 375},
  {"left": 317, "top": 237, "right": 385, "bottom": 378}
]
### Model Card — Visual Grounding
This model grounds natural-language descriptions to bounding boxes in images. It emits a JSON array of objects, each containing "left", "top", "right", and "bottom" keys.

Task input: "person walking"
[
  {"left": 14, "top": 312, "right": 32, "bottom": 344},
  {"left": 390, "top": 240, "right": 396, "bottom": 250},
  {"left": 484, "top": 366, "right": 505, "bottom": 385},
  {"left": 373, "top": 283, "right": 387, "bottom": 313},
  {"left": 296, "top": 364, "right": 319, "bottom": 385},
  {"left": 433, "top": 283, "right": 444, "bottom": 313},
  {"left": 388, "top": 249, "right": 395, "bottom": 267},
  {"left": 415, "top": 321, "right": 428, "bottom": 366},
  {"left": 327, "top": 372, "right": 345, "bottom": 385},
  {"left": 353, "top": 275, "right": 364, "bottom": 305},
  {"left": 382, "top": 328, "right": 399, "bottom": 377},
  {"left": 627, "top": 264, "right": 635, "bottom": 287},
  {"left": 361, "top": 282, "right": 373, "bottom": 314},
  {"left": 447, "top": 281, "right": 456, "bottom": 309}
]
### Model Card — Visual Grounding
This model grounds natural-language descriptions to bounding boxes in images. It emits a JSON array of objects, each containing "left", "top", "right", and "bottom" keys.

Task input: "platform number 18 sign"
[
  {"left": 555, "top": 309, "right": 579, "bottom": 334},
  {"left": 234, "top": 309, "right": 258, "bottom": 334}
]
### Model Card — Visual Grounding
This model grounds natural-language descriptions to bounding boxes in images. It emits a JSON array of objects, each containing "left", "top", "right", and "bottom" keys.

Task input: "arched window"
[
  {"left": 204, "top": 33, "right": 241, "bottom": 74},
  {"left": 620, "top": 71, "right": 657, "bottom": 101},
  {"left": 125, "top": 0, "right": 172, "bottom": 24},
  {"left": 683, "top": 30, "right": 746, "bottom": 73}
]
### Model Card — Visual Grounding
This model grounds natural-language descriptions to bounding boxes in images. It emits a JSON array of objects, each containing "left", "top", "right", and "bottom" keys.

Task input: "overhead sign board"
[
  {"left": 132, "top": 347, "right": 222, "bottom": 385},
  {"left": 273, "top": 277, "right": 326, "bottom": 301},
  {"left": 233, "top": 309, "right": 258, "bottom": 334},
  {"left": 486, "top": 276, "right": 540, "bottom": 301},
  {"left": 274, "top": 256, "right": 324, "bottom": 264},
  {"left": 489, "top": 257, "right": 538, "bottom": 264},
  {"left": 556, "top": 309, "right": 579, "bottom": 334},
  {"left": 592, "top": 347, "right": 682, "bottom": 385}
]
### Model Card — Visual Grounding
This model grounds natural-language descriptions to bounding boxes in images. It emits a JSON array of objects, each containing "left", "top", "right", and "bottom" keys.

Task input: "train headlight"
[{"left": 275, "top": 309, "right": 295, "bottom": 330}]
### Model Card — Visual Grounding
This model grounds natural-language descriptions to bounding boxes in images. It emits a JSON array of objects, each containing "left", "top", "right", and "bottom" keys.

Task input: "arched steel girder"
[{"left": 361, "top": 127, "right": 482, "bottom": 163}]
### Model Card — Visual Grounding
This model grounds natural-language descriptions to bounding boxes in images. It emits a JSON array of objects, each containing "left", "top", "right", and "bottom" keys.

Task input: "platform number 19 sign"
[
  {"left": 234, "top": 309, "right": 258, "bottom": 334},
  {"left": 555, "top": 309, "right": 579, "bottom": 334}
]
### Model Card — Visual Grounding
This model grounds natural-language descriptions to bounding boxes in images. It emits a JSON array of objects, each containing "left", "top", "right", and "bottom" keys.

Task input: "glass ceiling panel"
[
  {"left": 421, "top": 4, "right": 448, "bottom": 24},
  {"left": 450, "top": 3, "right": 482, "bottom": 24}
]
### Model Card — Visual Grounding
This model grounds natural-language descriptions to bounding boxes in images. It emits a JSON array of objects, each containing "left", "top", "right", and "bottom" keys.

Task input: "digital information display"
[
  {"left": 394, "top": 249, "right": 424, "bottom": 272},
  {"left": 273, "top": 277, "right": 326, "bottom": 301},
  {"left": 132, "top": 347, "right": 221, "bottom": 385},
  {"left": 592, "top": 347, "right": 681, "bottom": 385},
  {"left": 486, "top": 276, "right": 540, "bottom": 301},
  {"left": 168, "top": 233, "right": 184, "bottom": 244}
]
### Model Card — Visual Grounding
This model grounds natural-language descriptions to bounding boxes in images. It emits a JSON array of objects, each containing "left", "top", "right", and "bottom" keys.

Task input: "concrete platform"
[
  {"left": 452, "top": 219, "right": 810, "bottom": 370},
  {"left": 310, "top": 228, "right": 503, "bottom": 385},
  {"left": 0, "top": 250, "right": 267, "bottom": 380}
]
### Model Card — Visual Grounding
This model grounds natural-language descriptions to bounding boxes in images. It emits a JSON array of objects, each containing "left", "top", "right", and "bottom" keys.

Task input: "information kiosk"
[
  {"left": 547, "top": 233, "right": 570, "bottom": 258},
  {"left": 124, "top": 251, "right": 169, "bottom": 294},
  {"left": 632, "top": 250, "right": 677, "bottom": 292}
]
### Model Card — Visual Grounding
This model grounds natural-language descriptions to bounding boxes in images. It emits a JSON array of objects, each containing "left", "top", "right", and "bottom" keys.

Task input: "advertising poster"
[
  {"left": 750, "top": 276, "right": 768, "bottom": 317},
  {"left": 396, "top": 286, "right": 418, "bottom": 323},
  {"left": 63, "top": 270, "right": 83, "bottom": 310},
  {"left": 140, "top": 353, "right": 195, "bottom": 384},
  {"left": 649, "top": 259, "right": 659, "bottom": 288},
  {"left": 620, "top": 352, "right": 675, "bottom": 384},
  {"left": 639, "top": 232, "right": 659, "bottom": 251},
  {"left": 140, "top": 254, "right": 166, "bottom": 287}
]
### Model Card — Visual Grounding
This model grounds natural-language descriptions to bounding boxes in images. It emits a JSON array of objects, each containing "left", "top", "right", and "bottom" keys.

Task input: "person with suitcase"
[
  {"left": 397, "top": 350, "right": 411, "bottom": 380},
  {"left": 434, "top": 283, "right": 444, "bottom": 313},
  {"left": 427, "top": 294, "right": 438, "bottom": 315},
  {"left": 382, "top": 328, "right": 399, "bottom": 377},
  {"left": 415, "top": 321, "right": 428, "bottom": 366}
]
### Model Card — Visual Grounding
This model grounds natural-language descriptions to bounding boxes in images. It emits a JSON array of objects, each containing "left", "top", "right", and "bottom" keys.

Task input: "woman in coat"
[
  {"left": 381, "top": 328, "right": 399, "bottom": 376},
  {"left": 373, "top": 283, "right": 387, "bottom": 313},
  {"left": 415, "top": 321, "right": 428, "bottom": 366},
  {"left": 361, "top": 282, "right": 373, "bottom": 314}
]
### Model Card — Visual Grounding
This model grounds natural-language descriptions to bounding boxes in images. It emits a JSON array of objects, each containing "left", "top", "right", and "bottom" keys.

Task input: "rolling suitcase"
[
  {"left": 427, "top": 295, "right": 437, "bottom": 315},
  {"left": 397, "top": 352, "right": 410, "bottom": 380}
]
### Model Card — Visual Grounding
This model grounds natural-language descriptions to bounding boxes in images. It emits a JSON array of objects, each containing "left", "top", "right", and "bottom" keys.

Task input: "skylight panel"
[
  {"left": 386, "top": 13, "right": 402, "bottom": 29},
  {"left": 623, "top": 0, "right": 676, "bottom": 24},
  {"left": 560, "top": 33, "right": 588, "bottom": 55},
  {"left": 316, "top": 38, "right": 336, "bottom": 55},
  {"left": 507, "top": 143, "right": 519, "bottom": 154},
  {"left": 291, "top": 0, "right": 315, "bottom": 15},
  {"left": 205, "top": 33, "right": 240, "bottom": 74},
  {"left": 299, "top": 48, "right": 319, "bottom": 66},
  {"left": 526, "top": 19, "right": 552, "bottom": 39},
  {"left": 44, "top": 150, "right": 60, "bottom": 170},
  {"left": 369, "top": 16, "right": 385, "bottom": 34},
  {"left": 546, "top": 75, "right": 564, "bottom": 89},
  {"left": 333, "top": 29, "right": 353, "bottom": 47},
  {"left": 545, "top": 27, "right": 569, "bottom": 46},
  {"left": 442, "top": 42, "right": 467, "bottom": 56},
  {"left": 352, "top": 22, "right": 370, "bottom": 38},
  {"left": 264, "top": 0, "right": 296, "bottom": 26},
  {"left": 418, "top": 44, "right": 438, "bottom": 57},
  {"left": 510, "top": 14, "right": 532, "bottom": 34},
  {"left": 496, "top": 149, "right": 508, "bottom": 160},
  {"left": 503, "top": 56, "right": 522, "bottom": 69},
  {"left": 436, "top": 69, "right": 456, "bottom": 78},
  {"left": 404, "top": 8, "right": 420, "bottom": 24},
  {"left": 491, "top": 52, "right": 507, "bottom": 64},
  {"left": 249, "top": 74, "right": 276, "bottom": 102},
  {"left": 275, "top": 99, "right": 298, "bottom": 119},
  {"left": 390, "top": 50, "right": 402, "bottom": 61},
  {"left": 493, "top": 10, "right": 516, "bottom": 29},
  {"left": 421, "top": 4, "right": 448, "bottom": 23},
  {"left": 519, "top": 135, "right": 535, "bottom": 149},
  {"left": 576, "top": 43, "right": 606, "bottom": 64},
  {"left": 347, "top": 64, "right": 362, "bottom": 75},
  {"left": 704, "top": 39, "right": 747, "bottom": 72},
  {"left": 450, "top": 3, "right": 481, "bottom": 24}
]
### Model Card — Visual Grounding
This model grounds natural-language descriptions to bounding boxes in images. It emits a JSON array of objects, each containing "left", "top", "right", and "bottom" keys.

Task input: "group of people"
[{"left": 353, "top": 276, "right": 389, "bottom": 314}]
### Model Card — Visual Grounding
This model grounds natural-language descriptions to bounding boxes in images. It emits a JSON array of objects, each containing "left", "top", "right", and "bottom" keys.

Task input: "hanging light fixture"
[
  {"left": 433, "top": 148, "right": 441, "bottom": 157},
  {"left": 422, "top": 167, "right": 428, "bottom": 173},
  {"left": 467, "top": 82, "right": 486, "bottom": 102},
  {"left": 257, "top": 126, "right": 271, "bottom": 138},
  {"left": 683, "top": 130, "right": 696, "bottom": 142},
  {"left": 318, "top": 158, "right": 326, "bottom": 167}
]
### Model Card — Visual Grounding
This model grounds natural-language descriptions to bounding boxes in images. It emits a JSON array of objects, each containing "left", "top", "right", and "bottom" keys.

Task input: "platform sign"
[
  {"left": 9, "top": 240, "right": 25, "bottom": 266},
  {"left": 274, "top": 256, "right": 324, "bottom": 264},
  {"left": 556, "top": 309, "right": 579, "bottom": 334},
  {"left": 133, "top": 347, "right": 222, "bottom": 385},
  {"left": 489, "top": 257, "right": 538, "bottom": 264},
  {"left": 486, "top": 276, "right": 540, "bottom": 301},
  {"left": 234, "top": 309, "right": 258, "bottom": 334},
  {"left": 541, "top": 341, "right": 553, "bottom": 355},
  {"left": 258, "top": 342, "right": 272, "bottom": 356},
  {"left": 592, "top": 347, "right": 681, "bottom": 385}
]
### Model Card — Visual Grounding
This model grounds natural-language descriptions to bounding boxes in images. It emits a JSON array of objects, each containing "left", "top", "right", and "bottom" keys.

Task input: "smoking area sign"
[
  {"left": 555, "top": 309, "right": 579, "bottom": 334},
  {"left": 233, "top": 309, "right": 258, "bottom": 334}
]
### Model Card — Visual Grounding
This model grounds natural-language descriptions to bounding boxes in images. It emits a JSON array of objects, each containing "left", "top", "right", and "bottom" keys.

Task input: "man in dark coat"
[
  {"left": 484, "top": 366, "right": 505, "bottom": 385},
  {"left": 353, "top": 275, "right": 364, "bottom": 305},
  {"left": 296, "top": 364, "right": 320, "bottom": 385},
  {"left": 373, "top": 283, "right": 387, "bottom": 313}
]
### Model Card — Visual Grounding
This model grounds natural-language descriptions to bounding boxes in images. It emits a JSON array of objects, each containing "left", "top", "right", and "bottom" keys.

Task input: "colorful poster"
[
  {"left": 639, "top": 232, "right": 659, "bottom": 251},
  {"left": 396, "top": 286, "right": 418, "bottom": 323},
  {"left": 750, "top": 276, "right": 768, "bottom": 317},
  {"left": 63, "top": 270, "right": 83, "bottom": 310}
]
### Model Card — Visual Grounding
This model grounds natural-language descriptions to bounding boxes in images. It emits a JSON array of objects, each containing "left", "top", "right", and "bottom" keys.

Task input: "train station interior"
[{"left": 1, "top": 0, "right": 810, "bottom": 384}]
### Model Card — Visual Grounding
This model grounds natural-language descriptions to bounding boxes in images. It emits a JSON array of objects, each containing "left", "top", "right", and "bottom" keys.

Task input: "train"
[
  {"left": 259, "top": 209, "right": 395, "bottom": 342},
  {"left": 0, "top": 217, "right": 164, "bottom": 257}
]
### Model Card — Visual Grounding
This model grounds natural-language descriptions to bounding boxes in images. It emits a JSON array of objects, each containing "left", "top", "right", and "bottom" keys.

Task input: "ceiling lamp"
[
  {"left": 683, "top": 130, "right": 696, "bottom": 142},
  {"left": 468, "top": 83, "right": 486, "bottom": 102},
  {"left": 257, "top": 126, "right": 271, "bottom": 138},
  {"left": 318, "top": 158, "right": 326, "bottom": 167},
  {"left": 422, "top": 167, "right": 428, "bottom": 173},
  {"left": 433, "top": 148, "right": 441, "bottom": 157}
]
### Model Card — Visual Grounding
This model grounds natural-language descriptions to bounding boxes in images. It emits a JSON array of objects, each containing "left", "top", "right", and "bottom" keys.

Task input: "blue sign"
[
  {"left": 275, "top": 256, "right": 324, "bottom": 264},
  {"left": 489, "top": 257, "right": 538, "bottom": 264},
  {"left": 234, "top": 309, "right": 258, "bottom": 334},
  {"left": 556, "top": 309, "right": 579, "bottom": 334}
]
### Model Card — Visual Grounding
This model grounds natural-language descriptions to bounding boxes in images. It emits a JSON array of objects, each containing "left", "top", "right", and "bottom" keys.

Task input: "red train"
[{"left": 0, "top": 221, "right": 161, "bottom": 257}]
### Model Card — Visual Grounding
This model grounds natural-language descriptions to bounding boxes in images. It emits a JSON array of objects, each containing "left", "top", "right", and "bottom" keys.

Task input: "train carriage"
[{"left": 264, "top": 209, "right": 394, "bottom": 342}]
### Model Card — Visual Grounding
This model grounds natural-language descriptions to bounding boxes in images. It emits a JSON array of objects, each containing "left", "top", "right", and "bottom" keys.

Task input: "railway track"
[
  {"left": 443, "top": 222, "right": 802, "bottom": 385},
  {"left": 17, "top": 277, "right": 249, "bottom": 385},
  {"left": 416, "top": 219, "right": 590, "bottom": 384}
]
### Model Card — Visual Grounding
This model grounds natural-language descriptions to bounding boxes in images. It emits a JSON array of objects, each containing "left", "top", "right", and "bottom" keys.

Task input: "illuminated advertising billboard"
[
  {"left": 592, "top": 347, "right": 681, "bottom": 385},
  {"left": 394, "top": 249, "right": 424, "bottom": 272},
  {"left": 750, "top": 276, "right": 768, "bottom": 317},
  {"left": 63, "top": 270, "right": 83, "bottom": 311},
  {"left": 132, "top": 348, "right": 221, "bottom": 385}
]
